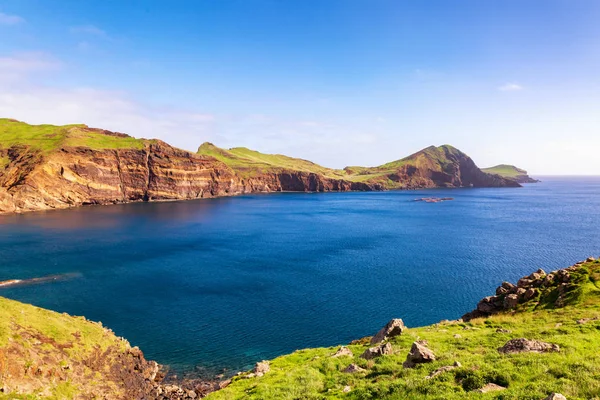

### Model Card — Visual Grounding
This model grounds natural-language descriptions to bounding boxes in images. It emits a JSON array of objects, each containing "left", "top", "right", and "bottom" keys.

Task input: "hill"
[
  {"left": 482, "top": 164, "right": 540, "bottom": 183},
  {"left": 1, "top": 118, "right": 519, "bottom": 214}
]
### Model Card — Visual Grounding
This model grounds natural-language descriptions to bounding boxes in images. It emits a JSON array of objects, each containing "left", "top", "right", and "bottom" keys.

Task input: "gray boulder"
[{"left": 370, "top": 319, "right": 406, "bottom": 344}]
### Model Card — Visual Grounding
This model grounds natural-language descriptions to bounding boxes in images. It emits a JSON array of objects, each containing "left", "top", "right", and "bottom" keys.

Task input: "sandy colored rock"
[
  {"left": 370, "top": 318, "right": 406, "bottom": 344},
  {"left": 498, "top": 338, "right": 560, "bottom": 354},
  {"left": 403, "top": 341, "right": 436, "bottom": 368}
]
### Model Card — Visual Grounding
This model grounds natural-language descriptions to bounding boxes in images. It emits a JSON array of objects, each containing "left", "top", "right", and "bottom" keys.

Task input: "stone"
[
  {"left": 496, "top": 286, "right": 509, "bottom": 295},
  {"left": 496, "top": 328, "right": 511, "bottom": 333},
  {"left": 253, "top": 361, "right": 270, "bottom": 375},
  {"left": 523, "top": 288, "right": 537, "bottom": 301},
  {"left": 501, "top": 281, "right": 516, "bottom": 290},
  {"left": 370, "top": 318, "right": 406, "bottom": 344},
  {"left": 476, "top": 383, "right": 506, "bottom": 393},
  {"left": 360, "top": 342, "right": 393, "bottom": 360},
  {"left": 576, "top": 317, "right": 598, "bottom": 325},
  {"left": 516, "top": 288, "right": 527, "bottom": 298},
  {"left": 498, "top": 338, "right": 560, "bottom": 354},
  {"left": 517, "top": 278, "right": 533, "bottom": 288},
  {"left": 425, "top": 361, "right": 461, "bottom": 379},
  {"left": 453, "top": 334, "right": 461, "bottom": 339},
  {"left": 544, "top": 393, "right": 567, "bottom": 400},
  {"left": 586, "top": 257, "right": 596, "bottom": 262},
  {"left": 403, "top": 341, "right": 435, "bottom": 368},
  {"left": 343, "top": 364, "right": 366, "bottom": 374},
  {"left": 503, "top": 294, "right": 519, "bottom": 309},
  {"left": 343, "top": 386, "right": 351, "bottom": 393},
  {"left": 331, "top": 346, "right": 353, "bottom": 357}
]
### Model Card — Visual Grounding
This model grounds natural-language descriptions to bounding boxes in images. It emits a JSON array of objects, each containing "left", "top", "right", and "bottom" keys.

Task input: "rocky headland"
[
  {"left": 482, "top": 164, "right": 540, "bottom": 183},
  {"left": 0, "top": 118, "right": 520, "bottom": 214}
]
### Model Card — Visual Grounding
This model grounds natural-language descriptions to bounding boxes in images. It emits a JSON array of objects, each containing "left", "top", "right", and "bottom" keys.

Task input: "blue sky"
[{"left": 1, "top": 0, "right": 600, "bottom": 174}]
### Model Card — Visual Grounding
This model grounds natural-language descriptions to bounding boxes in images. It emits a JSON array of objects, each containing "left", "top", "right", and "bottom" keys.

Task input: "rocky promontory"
[{"left": 0, "top": 119, "right": 521, "bottom": 214}]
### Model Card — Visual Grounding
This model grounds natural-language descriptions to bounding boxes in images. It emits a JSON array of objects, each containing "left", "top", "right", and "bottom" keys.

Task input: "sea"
[{"left": 1, "top": 176, "right": 599, "bottom": 375}]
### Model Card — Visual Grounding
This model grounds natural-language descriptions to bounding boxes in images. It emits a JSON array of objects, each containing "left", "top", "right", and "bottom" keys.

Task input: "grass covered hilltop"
[
  {"left": 1, "top": 258, "right": 600, "bottom": 399},
  {"left": 481, "top": 165, "right": 539, "bottom": 184}
]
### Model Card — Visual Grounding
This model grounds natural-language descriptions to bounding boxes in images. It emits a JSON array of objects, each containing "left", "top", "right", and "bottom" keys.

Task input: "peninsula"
[{"left": 0, "top": 119, "right": 520, "bottom": 214}]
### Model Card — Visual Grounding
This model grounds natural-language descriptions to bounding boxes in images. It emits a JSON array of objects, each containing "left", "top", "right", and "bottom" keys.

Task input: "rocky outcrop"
[
  {"left": 498, "top": 338, "right": 560, "bottom": 354},
  {"left": 360, "top": 342, "right": 393, "bottom": 360},
  {"left": 370, "top": 318, "right": 406, "bottom": 344},
  {"left": 462, "top": 258, "right": 598, "bottom": 321},
  {"left": 403, "top": 341, "right": 436, "bottom": 368}
]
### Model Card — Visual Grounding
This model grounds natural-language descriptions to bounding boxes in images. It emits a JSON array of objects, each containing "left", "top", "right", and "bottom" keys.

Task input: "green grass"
[
  {"left": 0, "top": 119, "right": 145, "bottom": 153},
  {"left": 481, "top": 165, "right": 528, "bottom": 179},
  {"left": 208, "top": 259, "right": 600, "bottom": 400},
  {"left": 0, "top": 296, "right": 124, "bottom": 356}
]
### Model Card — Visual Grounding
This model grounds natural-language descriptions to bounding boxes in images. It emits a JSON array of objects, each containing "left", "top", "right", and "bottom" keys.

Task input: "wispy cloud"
[
  {"left": 0, "top": 52, "right": 61, "bottom": 82},
  {"left": 498, "top": 83, "right": 523, "bottom": 92},
  {"left": 0, "top": 11, "right": 24, "bottom": 25},
  {"left": 70, "top": 24, "right": 107, "bottom": 37}
]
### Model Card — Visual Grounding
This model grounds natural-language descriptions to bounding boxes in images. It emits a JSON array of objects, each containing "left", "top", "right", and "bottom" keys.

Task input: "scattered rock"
[
  {"left": 544, "top": 393, "right": 567, "bottom": 400},
  {"left": 498, "top": 338, "right": 560, "bottom": 354},
  {"left": 495, "top": 328, "right": 511, "bottom": 333},
  {"left": 360, "top": 342, "right": 393, "bottom": 360},
  {"left": 343, "top": 386, "right": 351, "bottom": 393},
  {"left": 503, "top": 294, "right": 519, "bottom": 309},
  {"left": 576, "top": 317, "right": 598, "bottom": 325},
  {"left": 524, "top": 288, "right": 538, "bottom": 301},
  {"left": 403, "top": 341, "right": 436, "bottom": 368},
  {"left": 343, "top": 364, "right": 366, "bottom": 374},
  {"left": 476, "top": 383, "right": 506, "bottom": 393},
  {"left": 331, "top": 346, "right": 353, "bottom": 357},
  {"left": 370, "top": 318, "right": 406, "bottom": 344},
  {"left": 425, "top": 361, "right": 461, "bottom": 379},
  {"left": 453, "top": 334, "right": 461, "bottom": 339},
  {"left": 253, "top": 361, "right": 270, "bottom": 376},
  {"left": 586, "top": 257, "right": 596, "bottom": 263}
]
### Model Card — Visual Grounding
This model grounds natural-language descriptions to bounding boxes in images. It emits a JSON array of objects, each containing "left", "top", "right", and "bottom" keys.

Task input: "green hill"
[{"left": 482, "top": 164, "right": 539, "bottom": 183}]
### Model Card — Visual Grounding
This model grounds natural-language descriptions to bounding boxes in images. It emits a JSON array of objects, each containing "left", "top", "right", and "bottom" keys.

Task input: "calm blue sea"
[{"left": 1, "top": 177, "right": 599, "bottom": 374}]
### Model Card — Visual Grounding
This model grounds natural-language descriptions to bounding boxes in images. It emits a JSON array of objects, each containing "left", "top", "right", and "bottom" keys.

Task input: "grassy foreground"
[{"left": 208, "top": 259, "right": 600, "bottom": 400}]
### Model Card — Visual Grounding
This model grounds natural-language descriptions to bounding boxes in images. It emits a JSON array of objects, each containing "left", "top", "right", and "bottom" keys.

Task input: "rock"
[
  {"left": 425, "top": 361, "right": 461, "bottom": 379},
  {"left": 503, "top": 294, "right": 519, "bottom": 309},
  {"left": 576, "top": 317, "right": 598, "bottom": 325},
  {"left": 360, "top": 342, "right": 393, "bottom": 360},
  {"left": 187, "top": 390, "right": 197, "bottom": 398},
  {"left": 403, "top": 341, "right": 436, "bottom": 368},
  {"left": 517, "top": 278, "right": 533, "bottom": 288},
  {"left": 496, "top": 286, "right": 509, "bottom": 295},
  {"left": 496, "top": 328, "right": 511, "bottom": 333},
  {"left": 498, "top": 338, "right": 560, "bottom": 354},
  {"left": 502, "top": 281, "right": 516, "bottom": 290},
  {"left": 524, "top": 288, "right": 537, "bottom": 301},
  {"left": 253, "top": 361, "right": 270, "bottom": 375},
  {"left": 343, "top": 364, "right": 366, "bottom": 374},
  {"left": 331, "top": 346, "right": 353, "bottom": 357},
  {"left": 476, "top": 383, "right": 506, "bottom": 393},
  {"left": 544, "top": 393, "right": 567, "bottom": 400},
  {"left": 370, "top": 319, "right": 406, "bottom": 344},
  {"left": 453, "top": 334, "right": 461, "bottom": 339},
  {"left": 343, "top": 386, "right": 351, "bottom": 393},
  {"left": 516, "top": 287, "right": 527, "bottom": 298},
  {"left": 586, "top": 257, "right": 596, "bottom": 263}
]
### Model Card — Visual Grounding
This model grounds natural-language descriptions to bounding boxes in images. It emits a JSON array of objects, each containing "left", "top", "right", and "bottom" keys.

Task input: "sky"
[{"left": 1, "top": 0, "right": 600, "bottom": 175}]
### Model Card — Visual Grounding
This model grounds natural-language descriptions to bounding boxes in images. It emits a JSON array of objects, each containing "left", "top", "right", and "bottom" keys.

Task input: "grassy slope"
[
  {"left": 0, "top": 119, "right": 145, "bottom": 153},
  {"left": 0, "top": 296, "right": 126, "bottom": 400},
  {"left": 208, "top": 259, "right": 600, "bottom": 400},
  {"left": 198, "top": 143, "right": 462, "bottom": 185},
  {"left": 481, "top": 165, "right": 528, "bottom": 179}
]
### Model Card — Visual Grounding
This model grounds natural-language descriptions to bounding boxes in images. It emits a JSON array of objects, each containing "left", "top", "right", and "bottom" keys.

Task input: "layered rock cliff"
[{"left": 0, "top": 119, "right": 520, "bottom": 214}]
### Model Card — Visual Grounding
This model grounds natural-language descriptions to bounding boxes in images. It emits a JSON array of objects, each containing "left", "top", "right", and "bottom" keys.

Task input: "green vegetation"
[
  {"left": 197, "top": 142, "right": 348, "bottom": 179},
  {"left": 481, "top": 165, "right": 528, "bottom": 179},
  {"left": 208, "top": 259, "right": 600, "bottom": 400},
  {"left": 0, "top": 119, "right": 145, "bottom": 153},
  {"left": 0, "top": 296, "right": 124, "bottom": 355}
]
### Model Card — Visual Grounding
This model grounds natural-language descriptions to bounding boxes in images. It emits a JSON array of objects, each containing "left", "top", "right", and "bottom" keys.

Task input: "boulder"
[
  {"left": 503, "top": 294, "right": 519, "bottom": 309},
  {"left": 343, "top": 364, "right": 365, "bottom": 374},
  {"left": 517, "top": 278, "right": 533, "bottom": 288},
  {"left": 586, "top": 257, "right": 596, "bottom": 263},
  {"left": 253, "top": 361, "right": 270, "bottom": 376},
  {"left": 331, "top": 346, "right": 353, "bottom": 358},
  {"left": 544, "top": 394, "right": 567, "bottom": 400},
  {"left": 501, "top": 281, "right": 516, "bottom": 290},
  {"left": 476, "top": 383, "right": 506, "bottom": 393},
  {"left": 498, "top": 338, "right": 560, "bottom": 354},
  {"left": 524, "top": 288, "right": 537, "bottom": 301},
  {"left": 370, "top": 319, "right": 406, "bottom": 344},
  {"left": 360, "top": 342, "right": 393, "bottom": 360},
  {"left": 403, "top": 341, "right": 435, "bottom": 368}
]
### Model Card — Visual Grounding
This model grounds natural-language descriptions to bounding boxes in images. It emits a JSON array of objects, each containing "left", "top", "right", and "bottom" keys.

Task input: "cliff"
[
  {"left": 482, "top": 164, "right": 540, "bottom": 183},
  {"left": 0, "top": 119, "right": 520, "bottom": 214},
  {"left": 3, "top": 258, "right": 599, "bottom": 399}
]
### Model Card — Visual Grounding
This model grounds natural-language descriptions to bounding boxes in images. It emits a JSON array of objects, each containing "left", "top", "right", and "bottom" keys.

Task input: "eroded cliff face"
[{"left": 0, "top": 140, "right": 376, "bottom": 214}]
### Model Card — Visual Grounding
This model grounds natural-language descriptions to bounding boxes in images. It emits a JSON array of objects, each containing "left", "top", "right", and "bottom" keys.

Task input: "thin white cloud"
[
  {"left": 498, "top": 83, "right": 523, "bottom": 92},
  {"left": 0, "top": 52, "right": 60, "bottom": 82},
  {"left": 0, "top": 11, "right": 24, "bottom": 25},
  {"left": 70, "top": 24, "right": 107, "bottom": 37}
]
